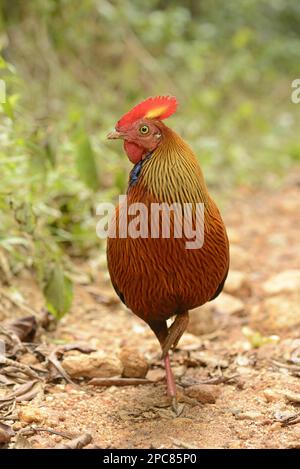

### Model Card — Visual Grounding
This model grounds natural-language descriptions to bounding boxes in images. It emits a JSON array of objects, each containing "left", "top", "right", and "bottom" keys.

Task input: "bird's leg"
[
  {"left": 162, "top": 311, "right": 189, "bottom": 358},
  {"left": 164, "top": 352, "right": 178, "bottom": 413},
  {"left": 148, "top": 320, "right": 178, "bottom": 413}
]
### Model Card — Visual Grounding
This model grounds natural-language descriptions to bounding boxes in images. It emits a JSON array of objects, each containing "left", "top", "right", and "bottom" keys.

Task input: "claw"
[{"left": 171, "top": 396, "right": 184, "bottom": 416}]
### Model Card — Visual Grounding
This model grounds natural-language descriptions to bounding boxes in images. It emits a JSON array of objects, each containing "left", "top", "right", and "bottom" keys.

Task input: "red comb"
[{"left": 117, "top": 96, "right": 177, "bottom": 128}]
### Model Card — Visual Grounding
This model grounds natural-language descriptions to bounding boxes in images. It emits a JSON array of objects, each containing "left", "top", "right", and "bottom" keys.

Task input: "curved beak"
[{"left": 107, "top": 129, "right": 123, "bottom": 140}]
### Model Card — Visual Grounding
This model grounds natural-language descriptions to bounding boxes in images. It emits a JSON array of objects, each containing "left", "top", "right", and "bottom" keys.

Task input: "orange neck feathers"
[{"left": 136, "top": 124, "right": 210, "bottom": 207}]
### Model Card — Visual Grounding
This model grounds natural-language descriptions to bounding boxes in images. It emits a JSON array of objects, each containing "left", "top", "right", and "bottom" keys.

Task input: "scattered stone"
[
  {"left": 191, "top": 350, "right": 229, "bottom": 369},
  {"left": 251, "top": 294, "right": 300, "bottom": 332},
  {"left": 224, "top": 270, "right": 249, "bottom": 295},
  {"left": 274, "top": 410, "right": 296, "bottom": 422},
  {"left": 18, "top": 406, "right": 47, "bottom": 424},
  {"left": 235, "top": 355, "right": 250, "bottom": 367},
  {"left": 19, "top": 353, "right": 39, "bottom": 366},
  {"left": 146, "top": 368, "right": 165, "bottom": 382},
  {"left": 177, "top": 333, "right": 202, "bottom": 351},
  {"left": 119, "top": 346, "right": 149, "bottom": 378},
  {"left": 234, "top": 410, "right": 262, "bottom": 421},
  {"left": 282, "top": 390, "right": 300, "bottom": 404},
  {"left": 172, "top": 365, "right": 186, "bottom": 378},
  {"left": 270, "top": 422, "right": 282, "bottom": 431},
  {"left": 62, "top": 350, "right": 123, "bottom": 379},
  {"left": 12, "top": 421, "right": 23, "bottom": 431},
  {"left": 185, "top": 384, "right": 221, "bottom": 404},
  {"left": 263, "top": 389, "right": 282, "bottom": 403},
  {"left": 229, "top": 245, "right": 249, "bottom": 270},
  {"left": 262, "top": 270, "right": 300, "bottom": 295},
  {"left": 188, "top": 304, "right": 217, "bottom": 336},
  {"left": 171, "top": 417, "right": 193, "bottom": 427},
  {"left": 0, "top": 423, "right": 14, "bottom": 444},
  {"left": 211, "top": 292, "right": 244, "bottom": 315}
]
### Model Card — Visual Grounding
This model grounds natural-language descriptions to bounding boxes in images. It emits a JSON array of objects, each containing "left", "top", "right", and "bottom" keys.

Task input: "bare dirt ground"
[{"left": 0, "top": 170, "right": 299, "bottom": 449}]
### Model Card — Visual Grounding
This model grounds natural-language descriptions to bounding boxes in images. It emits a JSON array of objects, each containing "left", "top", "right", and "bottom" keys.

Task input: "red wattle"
[{"left": 124, "top": 141, "right": 144, "bottom": 164}]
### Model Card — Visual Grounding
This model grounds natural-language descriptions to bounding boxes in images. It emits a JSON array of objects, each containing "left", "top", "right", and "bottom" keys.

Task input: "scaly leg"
[
  {"left": 149, "top": 314, "right": 189, "bottom": 414},
  {"left": 148, "top": 320, "right": 178, "bottom": 413},
  {"left": 164, "top": 352, "right": 178, "bottom": 413},
  {"left": 162, "top": 311, "right": 189, "bottom": 358}
]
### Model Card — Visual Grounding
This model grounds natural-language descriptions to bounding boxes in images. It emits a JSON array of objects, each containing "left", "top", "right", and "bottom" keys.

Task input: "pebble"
[
  {"left": 119, "top": 346, "right": 149, "bottom": 378},
  {"left": 229, "top": 245, "right": 249, "bottom": 270},
  {"left": 263, "top": 389, "right": 282, "bottom": 402},
  {"left": 171, "top": 417, "right": 193, "bottom": 427},
  {"left": 224, "top": 270, "right": 249, "bottom": 295},
  {"left": 146, "top": 368, "right": 165, "bottom": 382},
  {"left": 18, "top": 406, "right": 47, "bottom": 424},
  {"left": 62, "top": 350, "right": 123, "bottom": 378},
  {"left": 262, "top": 270, "right": 300, "bottom": 295},
  {"left": 210, "top": 292, "right": 244, "bottom": 315},
  {"left": 282, "top": 390, "right": 300, "bottom": 404},
  {"left": 251, "top": 294, "right": 300, "bottom": 331},
  {"left": 234, "top": 410, "right": 262, "bottom": 421},
  {"left": 172, "top": 365, "right": 186, "bottom": 378},
  {"left": 188, "top": 304, "right": 217, "bottom": 336},
  {"left": 191, "top": 350, "right": 229, "bottom": 369},
  {"left": 19, "top": 353, "right": 39, "bottom": 365},
  {"left": 185, "top": 384, "right": 221, "bottom": 404},
  {"left": 177, "top": 333, "right": 202, "bottom": 351},
  {"left": 0, "top": 426, "right": 13, "bottom": 444}
]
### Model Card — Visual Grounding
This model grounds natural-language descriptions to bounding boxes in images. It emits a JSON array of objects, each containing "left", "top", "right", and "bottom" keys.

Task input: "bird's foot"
[{"left": 171, "top": 396, "right": 184, "bottom": 416}]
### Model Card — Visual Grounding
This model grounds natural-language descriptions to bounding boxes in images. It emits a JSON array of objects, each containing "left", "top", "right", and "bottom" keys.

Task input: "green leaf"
[
  {"left": 76, "top": 135, "right": 99, "bottom": 191},
  {"left": 43, "top": 264, "right": 73, "bottom": 320},
  {"left": 14, "top": 202, "right": 36, "bottom": 234}
]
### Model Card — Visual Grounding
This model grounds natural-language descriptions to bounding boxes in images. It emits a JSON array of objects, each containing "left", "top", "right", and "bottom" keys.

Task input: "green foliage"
[
  {"left": 76, "top": 134, "right": 100, "bottom": 191},
  {"left": 43, "top": 264, "right": 73, "bottom": 320},
  {"left": 0, "top": 0, "right": 299, "bottom": 318}
]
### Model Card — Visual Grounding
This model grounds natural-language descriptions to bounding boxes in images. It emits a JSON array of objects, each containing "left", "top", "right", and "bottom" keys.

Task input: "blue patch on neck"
[{"left": 129, "top": 152, "right": 152, "bottom": 187}]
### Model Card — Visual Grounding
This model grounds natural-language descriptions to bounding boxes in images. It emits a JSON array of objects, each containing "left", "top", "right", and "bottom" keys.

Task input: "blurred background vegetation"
[{"left": 0, "top": 0, "right": 299, "bottom": 317}]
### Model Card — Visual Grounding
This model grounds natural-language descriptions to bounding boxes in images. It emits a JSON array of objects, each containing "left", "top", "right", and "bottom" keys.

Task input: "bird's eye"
[{"left": 140, "top": 125, "right": 149, "bottom": 135}]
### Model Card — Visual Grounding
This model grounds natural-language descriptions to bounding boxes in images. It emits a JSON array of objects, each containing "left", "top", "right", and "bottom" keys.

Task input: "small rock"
[
  {"left": 263, "top": 389, "right": 282, "bottom": 402},
  {"left": 171, "top": 417, "right": 193, "bottom": 426},
  {"left": 251, "top": 294, "right": 300, "bottom": 332},
  {"left": 235, "top": 355, "right": 250, "bottom": 367},
  {"left": 229, "top": 245, "right": 249, "bottom": 270},
  {"left": 191, "top": 350, "right": 228, "bottom": 369},
  {"left": 224, "top": 270, "right": 249, "bottom": 295},
  {"left": 19, "top": 353, "right": 39, "bottom": 366},
  {"left": 274, "top": 410, "right": 296, "bottom": 422},
  {"left": 62, "top": 350, "right": 123, "bottom": 379},
  {"left": 172, "top": 365, "right": 186, "bottom": 378},
  {"left": 12, "top": 421, "right": 23, "bottom": 431},
  {"left": 234, "top": 410, "right": 262, "bottom": 421},
  {"left": 0, "top": 424, "right": 14, "bottom": 444},
  {"left": 146, "top": 368, "right": 165, "bottom": 382},
  {"left": 18, "top": 406, "right": 46, "bottom": 424},
  {"left": 185, "top": 384, "right": 221, "bottom": 404},
  {"left": 282, "top": 390, "right": 300, "bottom": 404},
  {"left": 188, "top": 304, "right": 217, "bottom": 336},
  {"left": 262, "top": 270, "right": 300, "bottom": 295},
  {"left": 119, "top": 347, "right": 149, "bottom": 378},
  {"left": 211, "top": 292, "right": 244, "bottom": 315},
  {"left": 178, "top": 333, "right": 202, "bottom": 351}
]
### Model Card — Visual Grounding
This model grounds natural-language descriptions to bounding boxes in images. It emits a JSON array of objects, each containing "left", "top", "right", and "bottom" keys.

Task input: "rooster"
[{"left": 107, "top": 96, "right": 229, "bottom": 411}]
